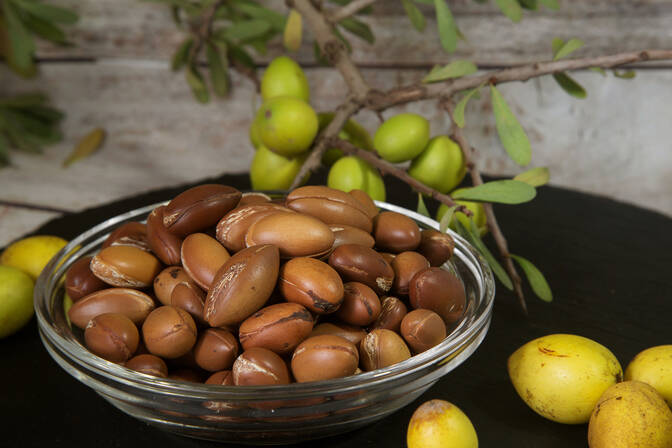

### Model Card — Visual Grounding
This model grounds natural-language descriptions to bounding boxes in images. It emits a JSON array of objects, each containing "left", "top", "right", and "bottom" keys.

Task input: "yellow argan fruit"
[
  {"left": 0, "top": 265, "right": 35, "bottom": 338},
  {"left": 258, "top": 96, "right": 318, "bottom": 157},
  {"left": 625, "top": 345, "right": 672, "bottom": 406},
  {"left": 374, "top": 113, "right": 429, "bottom": 163},
  {"left": 327, "top": 155, "right": 386, "bottom": 202},
  {"left": 261, "top": 56, "right": 310, "bottom": 102},
  {"left": 407, "top": 399, "right": 478, "bottom": 448},
  {"left": 1, "top": 235, "right": 68, "bottom": 279},
  {"left": 250, "top": 145, "right": 308, "bottom": 190},
  {"left": 408, "top": 136, "right": 466, "bottom": 193}
]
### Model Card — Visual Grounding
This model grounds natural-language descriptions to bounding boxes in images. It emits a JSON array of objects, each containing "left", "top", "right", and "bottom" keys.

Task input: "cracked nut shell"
[
  {"left": 279, "top": 257, "right": 344, "bottom": 314},
  {"left": 291, "top": 335, "right": 359, "bottom": 383},
  {"left": 239, "top": 302, "right": 314, "bottom": 355},
  {"left": 142, "top": 306, "right": 198, "bottom": 359},
  {"left": 328, "top": 244, "right": 394, "bottom": 294},
  {"left": 84, "top": 313, "right": 139, "bottom": 363}
]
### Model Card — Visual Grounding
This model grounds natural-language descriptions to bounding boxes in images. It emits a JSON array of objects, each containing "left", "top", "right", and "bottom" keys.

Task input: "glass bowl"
[{"left": 34, "top": 198, "right": 495, "bottom": 445}]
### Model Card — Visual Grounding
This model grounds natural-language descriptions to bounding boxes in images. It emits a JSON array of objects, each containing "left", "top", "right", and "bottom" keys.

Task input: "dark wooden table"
[{"left": 3, "top": 173, "right": 671, "bottom": 447}]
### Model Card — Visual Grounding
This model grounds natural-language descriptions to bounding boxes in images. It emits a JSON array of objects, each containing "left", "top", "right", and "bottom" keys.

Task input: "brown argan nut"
[
  {"left": 163, "top": 184, "right": 241, "bottom": 237},
  {"left": 146, "top": 206, "right": 183, "bottom": 266},
  {"left": 216, "top": 204, "right": 293, "bottom": 253},
  {"left": 359, "top": 329, "right": 411, "bottom": 371},
  {"left": 153, "top": 266, "right": 197, "bottom": 306},
  {"left": 286, "top": 185, "right": 373, "bottom": 232},
  {"left": 373, "top": 211, "right": 421, "bottom": 253},
  {"left": 329, "top": 225, "right": 375, "bottom": 250},
  {"left": 101, "top": 222, "right": 151, "bottom": 251},
  {"left": 417, "top": 229, "right": 455, "bottom": 267},
  {"left": 125, "top": 354, "right": 168, "bottom": 378},
  {"left": 90, "top": 245, "right": 162, "bottom": 288},
  {"left": 239, "top": 303, "right": 313, "bottom": 355},
  {"left": 204, "top": 244, "right": 280, "bottom": 327},
  {"left": 65, "top": 256, "right": 107, "bottom": 302},
  {"left": 348, "top": 189, "right": 378, "bottom": 219},
  {"left": 193, "top": 328, "right": 239, "bottom": 372},
  {"left": 400, "top": 309, "right": 447, "bottom": 353},
  {"left": 232, "top": 347, "right": 290, "bottom": 386},
  {"left": 409, "top": 267, "right": 466, "bottom": 326},
  {"left": 245, "top": 213, "right": 334, "bottom": 258},
  {"left": 205, "top": 370, "right": 234, "bottom": 385},
  {"left": 391, "top": 251, "right": 430, "bottom": 295},
  {"left": 171, "top": 282, "right": 206, "bottom": 325},
  {"left": 309, "top": 322, "right": 367, "bottom": 347},
  {"left": 380, "top": 252, "right": 396, "bottom": 265},
  {"left": 335, "top": 282, "right": 381, "bottom": 327},
  {"left": 328, "top": 244, "right": 394, "bottom": 295},
  {"left": 169, "top": 369, "right": 204, "bottom": 383},
  {"left": 291, "top": 335, "right": 359, "bottom": 383},
  {"left": 278, "top": 257, "right": 344, "bottom": 314},
  {"left": 84, "top": 313, "right": 139, "bottom": 363},
  {"left": 142, "top": 306, "right": 198, "bottom": 359},
  {"left": 370, "top": 296, "right": 408, "bottom": 333},
  {"left": 68, "top": 288, "right": 155, "bottom": 329},
  {"left": 181, "top": 233, "right": 230, "bottom": 290},
  {"left": 239, "top": 192, "right": 272, "bottom": 206}
]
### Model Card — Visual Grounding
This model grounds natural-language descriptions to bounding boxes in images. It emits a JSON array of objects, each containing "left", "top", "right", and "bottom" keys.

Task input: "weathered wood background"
[{"left": 2, "top": 0, "right": 672, "bottom": 246}]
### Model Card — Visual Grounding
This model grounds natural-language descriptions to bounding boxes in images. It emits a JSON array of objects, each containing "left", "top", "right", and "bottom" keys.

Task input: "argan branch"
[{"left": 327, "top": 0, "right": 377, "bottom": 23}]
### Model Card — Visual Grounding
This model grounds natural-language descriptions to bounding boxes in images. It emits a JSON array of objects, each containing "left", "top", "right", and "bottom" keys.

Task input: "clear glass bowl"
[{"left": 34, "top": 199, "right": 495, "bottom": 445}]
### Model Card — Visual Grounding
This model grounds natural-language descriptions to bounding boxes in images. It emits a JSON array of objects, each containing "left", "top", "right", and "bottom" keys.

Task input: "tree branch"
[{"left": 327, "top": 0, "right": 377, "bottom": 23}]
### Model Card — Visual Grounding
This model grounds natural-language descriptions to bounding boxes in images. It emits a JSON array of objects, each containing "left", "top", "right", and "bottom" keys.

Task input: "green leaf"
[
  {"left": 416, "top": 193, "right": 430, "bottom": 218},
  {"left": 0, "top": 133, "right": 9, "bottom": 166},
  {"left": 511, "top": 254, "right": 553, "bottom": 302},
  {"left": 2, "top": 1, "right": 36, "bottom": 76},
  {"left": 206, "top": 41, "right": 229, "bottom": 97},
  {"left": 452, "top": 84, "right": 483, "bottom": 128},
  {"left": 439, "top": 205, "right": 457, "bottom": 233},
  {"left": 170, "top": 5, "right": 182, "bottom": 26},
  {"left": 283, "top": 8, "right": 302, "bottom": 52},
  {"left": 62, "top": 128, "right": 106, "bottom": 168},
  {"left": 452, "top": 180, "right": 536, "bottom": 204},
  {"left": 217, "top": 19, "right": 271, "bottom": 41},
  {"left": 613, "top": 69, "right": 636, "bottom": 79},
  {"left": 232, "top": 2, "right": 285, "bottom": 32},
  {"left": 490, "top": 85, "right": 532, "bottom": 166},
  {"left": 22, "top": 105, "right": 64, "bottom": 123},
  {"left": 13, "top": 0, "right": 78, "bottom": 24},
  {"left": 0, "top": 93, "right": 47, "bottom": 107},
  {"left": 494, "top": 0, "right": 522, "bottom": 22},
  {"left": 228, "top": 45, "right": 255, "bottom": 69},
  {"left": 339, "top": 17, "right": 374, "bottom": 44},
  {"left": 553, "top": 37, "right": 584, "bottom": 60},
  {"left": 23, "top": 15, "right": 67, "bottom": 44},
  {"left": 551, "top": 37, "right": 564, "bottom": 56},
  {"left": 434, "top": 0, "right": 458, "bottom": 53},
  {"left": 514, "top": 166, "right": 550, "bottom": 187},
  {"left": 552, "top": 72, "right": 587, "bottom": 99},
  {"left": 171, "top": 37, "right": 193, "bottom": 71},
  {"left": 185, "top": 65, "right": 210, "bottom": 103},
  {"left": 0, "top": 108, "right": 53, "bottom": 137},
  {"left": 538, "top": 0, "right": 560, "bottom": 10},
  {"left": 402, "top": 0, "right": 426, "bottom": 32},
  {"left": 590, "top": 67, "right": 607, "bottom": 76},
  {"left": 422, "top": 60, "right": 477, "bottom": 83},
  {"left": 518, "top": 0, "right": 538, "bottom": 10}
]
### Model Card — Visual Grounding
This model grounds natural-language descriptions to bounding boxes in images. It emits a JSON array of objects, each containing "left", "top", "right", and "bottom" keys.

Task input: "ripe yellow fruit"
[
  {"left": 261, "top": 56, "right": 310, "bottom": 102},
  {"left": 250, "top": 145, "right": 308, "bottom": 190},
  {"left": 327, "top": 155, "right": 386, "bottom": 202},
  {"left": 408, "top": 136, "right": 466, "bottom": 193},
  {"left": 258, "top": 96, "right": 318, "bottom": 157},
  {"left": 0, "top": 265, "right": 35, "bottom": 338},
  {"left": 625, "top": 345, "right": 672, "bottom": 406},
  {"left": 407, "top": 399, "right": 478, "bottom": 448},
  {"left": 588, "top": 381, "right": 672, "bottom": 448},
  {"left": 374, "top": 113, "right": 430, "bottom": 163},
  {"left": 436, "top": 194, "right": 487, "bottom": 237},
  {"left": 508, "top": 334, "right": 622, "bottom": 424},
  {"left": 1, "top": 235, "right": 68, "bottom": 279}
]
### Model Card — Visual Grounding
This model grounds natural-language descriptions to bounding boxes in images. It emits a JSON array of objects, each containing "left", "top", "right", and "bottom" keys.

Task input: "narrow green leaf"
[
  {"left": 0, "top": 108, "right": 52, "bottom": 137},
  {"left": 518, "top": 0, "right": 538, "bottom": 10},
  {"left": 511, "top": 254, "right": 553, "bottom": 302},
  {"left": 232, "top": 3, "right": 285, "bottom": 32},
  {"left": 170, "top": 5, "right": 182, "bottom": 26},
  {"left": 538, "top": 0, "right": 560, "bottom": 10},
  {"left": 413, "top": 0, "right": 433, "bottom": 4},
  {"left": 283, "top": 9, "right": 302, "bottom": 52},
  {"left": 22, "top": 105, "right": 64, "bottom": 123},
  {"left": 0, "top": 93, "right": 47, "bottom": 107},
  {"left": 339, "top": 17, "right": 374, "bottom": 44},
  {"left": 452, "top": 180, "right": 536, "bottom": 204},
  {"left": 13, "top": 0, "right": 78, "bottom": 24},
  {"left": 2, "top": 1, "right": 36, "bottom": 76},
  {"left": 416, "top": 193, "right": 430, "bottom": 218},
  {"left": 0, "top": 133, "right": 9, "bottom": 166},
  {"left": 552, "top": 72, "right": 587, "bottom": 99},
  {"left": 434, "top": 0, "right": 458, "bottom": 53},
  {"left": 439, "top": 205, "right": 457, "bottom": 233},
  {"left": 494, "top": 0, "right": 522, "bottom": 22},
  {"left": 422, "top": 60, "right": 477, "bottom": 83},
  {"left": 402, "top": 0, "right": 426, "bottom": 32},
  {"left": 228, "top": 45, "right": 255, "bottom": 69},
  {"left": 551, "top": 37, "right": 564, "bottom": 56},
  {"left": 490, "top": 85, "right": 532, "bottom": 166},
  {"left": 23, "top": 15, "right": 67, "bottom": 44},
  {"left": 553, "top": 37, "right": 584, "bottom": 60},
  {"left": 590, "top": 67, "right": 607, "bottom": 76},
  {"left": 613, "top": 69, "right": 636, "bottom": 79},
  {"left": 217, "top": 19, "right": 271, "bottom": 41},
  {"left": 452, "top": 84, "right": 483, "bottom": 128},
  {"left": 185, "top": 65, "right": 210, "bottom": 103},
  {"left": 62, "top": 128, "right": 105, "bottom": 168},
  {"left": 171, "top": 38, "right": 193, "bottom": 71},
  {"left": 206, "top": 42, "right": 229, "bottom": 97},
  {"left": 514, "top": 166, "right": 550, "bottom": 187}
]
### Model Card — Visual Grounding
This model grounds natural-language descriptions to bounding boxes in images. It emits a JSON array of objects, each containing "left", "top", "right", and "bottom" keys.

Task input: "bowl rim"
[{"left": 35, "top": 196, "right": 496, "bottom": 401}]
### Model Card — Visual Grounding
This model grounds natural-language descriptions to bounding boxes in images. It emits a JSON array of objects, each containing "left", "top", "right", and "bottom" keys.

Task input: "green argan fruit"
[
  {"left": 249, "top": 112, "right": 263, "bottom": 149},
  {"left": 436, "top": 191, "right": 487, "bottom": 236},
  {"left": 327, "top": 156, "right": 386, "bottom": 201},
  {"left": 261, "top": 56, "right": 310, "bottom": 102},
  {"left": 318, "top": 112, "right": 374, "bottom": 165},
  {"left": 374, "top": 113, "right": 430, "bottom": 163},
  {"left": 250, "top": 145, "right": 308, "bottom": 190},
  {"left": 408, "top": 136, "right": 466, "bottom": 193},
  {"left": 258, "top": 96, "right": 318, "bottom": 157}
]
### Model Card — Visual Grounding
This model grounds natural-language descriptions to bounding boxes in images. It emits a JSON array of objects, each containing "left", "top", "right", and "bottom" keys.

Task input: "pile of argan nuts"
[{"left": 65, "top": 184, "right": 465, "bottom": 386}]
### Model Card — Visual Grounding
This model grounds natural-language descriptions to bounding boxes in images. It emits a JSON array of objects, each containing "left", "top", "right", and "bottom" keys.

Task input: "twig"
[
  {"left": 445, "top": 101, "right": 527, "bottom": 315},
  {"left": 327, "top": 0, "right": 377, "bottom": 23}
]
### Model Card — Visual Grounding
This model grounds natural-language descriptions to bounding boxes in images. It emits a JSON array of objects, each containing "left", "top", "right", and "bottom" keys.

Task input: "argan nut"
[
  {"left": 409, "top": 267, "right": 466, "bottom": 326},
  {"left": 417, "top": 229, "right": 455, "bottom": 267},
  {"left": 391, "top": 251, "right": 430, "bottom": 295},
  {"left": 373, "top": 211, "right": 421, "bottom": 253},
  {"left": 329, "top": 225, "right": 375, "bottom": 249},
  {"left": 359, "top": 329, "right": 411, "bottom": 371},
  {"left": 380, "top": 252, "right": 396, "bottom": 265},
  {"left": 370, "top": 296, "right": 408, "bottom": 333},
  {"left": 204, "top": 244, "right": 279, "bottom": 327},
  {"left": 163, "top": 184, "right": 241, "bottom": 237},
  {"left": 400, "top": 309, "right": 447, "bottom": 353},
  {"left": 348, "top": 189, "right": 378, "bottom": 219},
  {"left": 335, "top": 282, "right": 381, "bottom": 327},
  {"left": 181, "top": 233, "right": 230, "bottom": 290},
  {"left": 169, "top": 369, "right": 204, "bottom": 383},
  {"left": 146, "top": 206, "right": 183, "bottom": 266},
  {"left": 65, "top": 256, "right": 107, "bottom": 301},
  {"left": 245, "top": 213, "right": 334, "bottom": 258},
  {"left": 171, "top": 282, "right": 206, "bottom": 325},
  {"left": 142, "top": 306, "right": 198, "bottom": 359},
  {"left": 216, "top": 204, "right": 293, "bottom": 253},
  {"left": 328, "top": 244, "right": 394, "bottom": 294},
  {"left": 205, "top": 370, "right": 234, "bottom": 385},
  {"left": 68, "top": 288, "right": 155, "bottom": 329},
  {"left": 279, "top": 257, "right": 344, "bottom": 314},
  {"left": 232, "top": 347, "right": 290, "bottom": 386},
  {"left": 286, "top": 185, "right": 373, "bottom": 232},
  {"left": 101, "top": 222, "right": 151, "bottom": 251},
  {"left": 125, "top": 354, "right": 168, "bottom": 378},
  {"left": 239, "top": 303, "right": 313, "bottom": 355},
  {"left": 291, "top": 335, "right": 359, "bottom": 383},
  {"left": 193, "top": 328, "right": 239, "bottom": 372},
  {"left": 153, "top": 266, "right": 197, "bottom": 306},
  {"left": 90, "top": 246, "right": 162, "bottom": 288},
  {"left": 309, "top": 322, "right": 367, "bottom": 347},
  {"left": 84, "top": 313, "right": 139, "bottom": 363},
  {"left": 239, "top": 192, "right": 272, "bottom": 206}
]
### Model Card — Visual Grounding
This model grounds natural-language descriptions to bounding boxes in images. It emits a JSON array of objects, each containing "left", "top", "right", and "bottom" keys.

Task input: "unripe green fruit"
[
  {"left": 0, "top": 265, "right": 35, "bottom": 339},
  {"left": 436, "top": 191, "right": 487, "bottom": 236},
  {"left": 261, "top": 56, "right": 310, "bottom": 102},
  {"left": 374, "top": 113, "right": 430, "bottom": 163},
  {"left": 250, "top": 145, "right": 308, "bottom": 190},
  {"left": 249, "top": 113, "right": 263, "bottom": 149},
  {"left": 408, "top": 136, "right": 466, "bottom": 193},
  {"left": 327, "top": 156, "right": 386, "bottom": 202},
  {"left": 258, "top": 96, "right": 318, "bottom": 157},
  {"left": 318, "top": 113, "right": 374, "bottom": 165}
]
